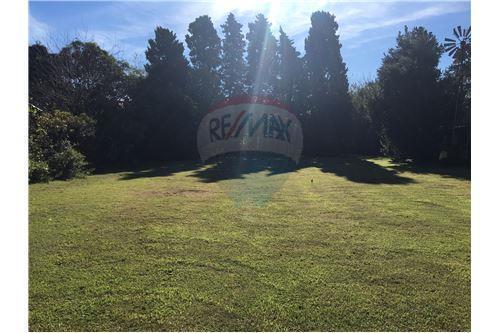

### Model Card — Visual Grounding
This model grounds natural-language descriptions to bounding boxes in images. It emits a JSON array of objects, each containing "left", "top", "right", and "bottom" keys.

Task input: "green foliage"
[
  {"left": 145, "top": 27, "right": 189, "bottom": 84},
  {"left": 186, "top": 15, "right": 222, "bottom": 110},
  {"left": 350, "top": 81, "right": 382, "bottom": 154},
  {"left": 221, "top": 13, "right": 246, "bottom": 97},
  {"left": 29, "top": 106, "right": 95, "bottom": 182},
  {"left": 136, "top": 27, "right": 196, "bottom": 161},
  {"left": 29, "top": 41, "right": 138, "bottom": 166},
  {"left": 442, "top": 27, "right": 471, "bottom": 161},
  {"left": 305, "top": 11, "right": 350, "bottom": 98},
  {"left": 304, "top": 11, "right": 353, "bottom": 155},
  {"left": 246, "top": 14, "right": 278, "bottom": 95},
  {"left": 29, "top": 158, "right": 50, "bottom": 183},
  {"left": 276, "top": 28, "right": 305, "bottom": 108},
  {"left": 377, "top": 26, "right": 446, "bottom": 160},
  {"left": 28, "top": 13, "right": 357, "bottom": 167},
  {"left": 29, "top": 13, "right": 471, "bottom": 170},
  {"left": 351, "top": 81, "right": 381, "bottom": 119},
  {"left": 47, "top": 142, "right": 88, "bottom": 180},
  {"left": 441, "top": 67, "right": 471, "bottom": 160},
  {"left": 29, "top": 43, "right": 62, "bottom": 110},
  {"left": 56, "top": 41, "right": 133, "bottom": 117}
]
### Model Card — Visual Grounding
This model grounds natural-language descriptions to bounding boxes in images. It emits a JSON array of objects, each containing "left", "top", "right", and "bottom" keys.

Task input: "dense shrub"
[
  {"left": 28, "top": 158, "right": 50, "bottom": 183},
  {"left": 47, "top": 142, "right": 88, "bottom": 179},
  {"left": 29, "top": 106, "right": 95, "bottom": 183}
]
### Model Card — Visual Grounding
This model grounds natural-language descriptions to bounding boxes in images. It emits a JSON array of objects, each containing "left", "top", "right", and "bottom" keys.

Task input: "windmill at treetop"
[
  {"left": 444, "top": 25, "right": 471, "bottom": 159},
  {"left": 444, "top": 26, "right": 471, "bottom": 62}
]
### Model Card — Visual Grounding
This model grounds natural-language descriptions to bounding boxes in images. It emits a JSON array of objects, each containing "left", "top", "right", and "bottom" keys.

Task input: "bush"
[
  {"left": 29, "top": 158, "right": 50, "bottom": 183},
  {"left": 47, "top": 142, "right": 88, "bottom": 179},
  {"left": 29, "top": 106, "right": 94, "bottom": 183}
]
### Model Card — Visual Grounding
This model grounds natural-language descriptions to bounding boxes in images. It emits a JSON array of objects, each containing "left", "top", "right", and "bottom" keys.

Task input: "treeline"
[{"left": 29, "top": 11, "right": 470, "bottom": 182}]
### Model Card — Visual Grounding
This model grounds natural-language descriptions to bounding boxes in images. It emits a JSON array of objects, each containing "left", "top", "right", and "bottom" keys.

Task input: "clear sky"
[{"left": 29, "top": 0, "right": 471, "bottom": 84}]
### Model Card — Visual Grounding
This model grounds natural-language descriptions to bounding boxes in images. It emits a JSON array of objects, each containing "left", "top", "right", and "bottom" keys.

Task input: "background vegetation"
[{"left": 29, "top": 11, "right": 470, "bottom": 182}]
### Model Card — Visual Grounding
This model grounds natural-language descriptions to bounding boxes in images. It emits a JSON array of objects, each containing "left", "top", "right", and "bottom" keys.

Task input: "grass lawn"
[{"left": 29, "top": 156, "right": 470, "bottom": 331}]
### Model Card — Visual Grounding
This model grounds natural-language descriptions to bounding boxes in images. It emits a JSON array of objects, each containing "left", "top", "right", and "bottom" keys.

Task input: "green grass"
[{"left": 29, "top": 156, "right": 470, "bottom": 331}]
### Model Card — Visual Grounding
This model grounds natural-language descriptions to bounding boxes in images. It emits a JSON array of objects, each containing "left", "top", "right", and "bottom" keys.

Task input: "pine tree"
[
  {"left": 276, "top": 27, "right": 304, "bottom": 107},
  {"left": 377, "top": 26, "right": 444, "bottom": 160},
  {"left": 221, "top": 13, "right": 246, "bottom": 98},
  {"left": 139, "top": 27, "right": 195, "bottom": 160},
  {"left": 145, "top": 27, "right": 189, "bottom": 88},
  {"left": 246, "top": 14, "right": 278, "bottom": 96},
  {"left": 185, "top": 15, "right": 222, "bottom": 110},
  {"left": 304, "top": 11, "right": 352, "bottom": 155}
]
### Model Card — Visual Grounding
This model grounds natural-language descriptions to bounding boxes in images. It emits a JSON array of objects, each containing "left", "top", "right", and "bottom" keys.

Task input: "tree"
[
  {"left": 276, "top": 27, "right": 305, "bottom": 108},
  {"left": 304, "top": 11, "right": 352, "bottom": 155},
  {"left": 221, "top": 13, "right": 246, "bottom": 97},
  {"left": 145, "top": 27, "right": 189, "bottom": 86},
  {"left": 57, "top": 41, "right": 133, "bottom": 117},
  {"left": 58, "top": 41, "right": 137, "bottom": 165},
  {"left": 377, "top": 26, "right": 445, "bottom": 160},
  {"left": 443, "top": 26, "right": 471, "bottom": 161},
  {"left": 350, "top": 80, "right": 382, "bottom": 155},
  {"left": 186, "top": 15, "right": 222, "bottom": 111},
  {"left": 30, "top": 41, "right": 138, "bottom": 166},
  {"left": 135, "top": 27, "right": 196, "bottom": 161},
  {"left": 29, "top": 43, "right": 62, "bottom": 110},
  {"left": 246, "top": 14, "right": 278, "bottom": 96}
]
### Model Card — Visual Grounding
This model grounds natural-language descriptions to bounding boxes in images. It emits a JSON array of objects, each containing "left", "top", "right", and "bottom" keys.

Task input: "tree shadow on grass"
[
  {"left": 119, "top": 160, "right": 202, "bottom": 180},
  {"left": 190, "top": 154, "right": 414, "bottom": 185},
  {"left": 190, "top": 153, "right": 297, "bottom": 183},
  {"left": 302, "top": 156, "right": 415, "bottom": 184},
  {"left": 391, "top": 161, "right": 470, "bottom": 180},
  {"left": 117, "top": 154, "right": 467, "bottom": 185}
]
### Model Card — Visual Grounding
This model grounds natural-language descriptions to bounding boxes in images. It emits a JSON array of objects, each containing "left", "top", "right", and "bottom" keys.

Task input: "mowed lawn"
[{"left": 29, "top": 157, "right": 470, "bottom": 331}]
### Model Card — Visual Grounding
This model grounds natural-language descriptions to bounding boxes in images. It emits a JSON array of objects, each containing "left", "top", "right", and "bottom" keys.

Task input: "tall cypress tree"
[
  {"left": 145, "top": 27, "right": 189, "bottom": 89},
  {"left": 185, "top": 15, "right": 222, "bottom": 111},
  {"left": 304, "top": 11, "right": 352, "bottom": 155},
  {"left": 377, "top": 26, "right": 444, "bottom": 160},
  {"left": 246, "top": 14, "right": 278, "bottom": 96},
  {"left": 137, "top": 27, "right": 195, "bottom": 160},
  {"left": 277, "top": 27, "right": 304, "bottom": 108},
  {"left": 221, "top": 13, "right": 246, "bottom": 98}
]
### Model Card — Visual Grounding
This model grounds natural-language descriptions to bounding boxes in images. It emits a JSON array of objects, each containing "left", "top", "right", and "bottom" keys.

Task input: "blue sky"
[{"left": 29, "top": 1, "right": 470, "bottom": 84}]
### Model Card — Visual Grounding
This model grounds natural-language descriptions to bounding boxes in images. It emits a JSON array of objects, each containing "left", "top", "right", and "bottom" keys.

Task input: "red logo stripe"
[{"left": 224, "top": 110, "right": 246, "bottom": 140}]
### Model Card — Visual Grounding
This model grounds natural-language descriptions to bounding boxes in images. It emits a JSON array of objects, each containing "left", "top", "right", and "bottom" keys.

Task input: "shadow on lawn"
[
  {"left": 190, "top": 154, "right": 414, "bottom": 185},
  {"left": 391, "top": 161, "right": 470, "bottom": 180},
  {"left": 303, "top": 156, "right": 415, "bottom": 184},
  {"left": 191, "top": 154, "right": 297, "bottom": 183},
  {"left": 119, "top": 160, "right": 201, "bottom": 180},
  {"left": 118, "top": 154, "right": 467, "bottom": 184}
]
